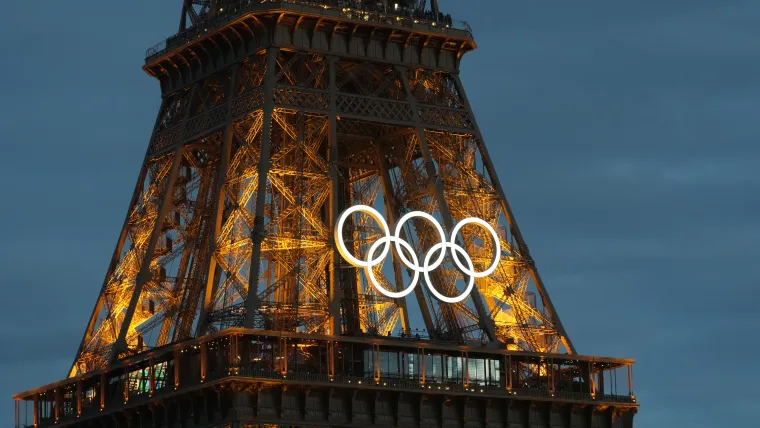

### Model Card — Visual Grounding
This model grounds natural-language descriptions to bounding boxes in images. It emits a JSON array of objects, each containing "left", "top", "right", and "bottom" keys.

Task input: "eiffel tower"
[{"left": 13, "top": 1, "right": 638, "bottom": 427}]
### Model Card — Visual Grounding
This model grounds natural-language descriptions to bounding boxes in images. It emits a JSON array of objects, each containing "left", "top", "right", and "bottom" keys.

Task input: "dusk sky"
[{"left": 1, "top": 1, "right": 759, "bottom": 426}]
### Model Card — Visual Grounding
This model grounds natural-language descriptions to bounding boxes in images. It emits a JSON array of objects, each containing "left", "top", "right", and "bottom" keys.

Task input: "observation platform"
[
  {"left": 143, "top": 0, "right": 476, "bottom": 94},
  {"left": 14, "top": 329, "right": 637, "bottom": 428}
]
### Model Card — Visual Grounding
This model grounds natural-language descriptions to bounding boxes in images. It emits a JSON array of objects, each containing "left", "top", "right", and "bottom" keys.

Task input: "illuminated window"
[{"left": 127, "top": 361, "right": 168, "bottom": 394}]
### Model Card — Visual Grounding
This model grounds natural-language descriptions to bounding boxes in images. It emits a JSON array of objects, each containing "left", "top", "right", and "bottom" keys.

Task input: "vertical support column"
[
  {"left": 99, "top": 373, "right": 106, "bottom": 410},
  {"left": 375, "top": 145, "right": 423, "bottom": 334},
  {"left": 123, "top": 366, "right": 130, "bottom": 404},
  {"left": 463, "top": 351, "right": 469, "bottom": 388},
  {"left": 450, "top": 74, "right": 576, "bottom": 354},
  {"left": 589, "top": 362, "right": 596, "bottom": 398},
  {"left": 174, "top": 349, "right": 181, "bottom": 390},
  {"left": 373, "top": 344, "right": 381, "bottom": 382},
  {"left": 112, "top": 145, "right": 187, "bottom": 360},
  {"left": 244, "top": 46, "right": 280, "bottom": 328},
  {"left": 418, "top": 348, "right": 425, "bottom": 385},
  {"left": 280, "top": 337, "right": 288, "bottom": 375},
  {"left": 199, "top": 66, "right": 240, "bottom": 334},
  {"left": 76, "top": 380, "right": 82, "bottom": 418},
  {"left": 327, "top": 55, "right": 343, "bottom": 335},
  {"left": 506, "top": 355, "right": 512, "bottom": 391},
  {"left": 33, "top": 395, "right": 38, "bottom": 427},
  {"left": 397, "top": 65, "right": 497, "bottom": 342},
  {"left": 178, "top": 0, "right": 188, "bottom": 31},
  {"left": 549, "top": 358, "right": 555, "bottom": 395},
  {"left": 53, "top": 389, "right": 60, "bottom": 423},
  {"left": 628, "top": 364, "right": 634, "bottom": 396},
  {"left": 328, "top": 341, "right": 336, "bottom": 379},
  {"left": 149, "top": 358, "right": 156, "bottom": 397},
  {"left": 486, "top": 357, "right": 491, "bottom": 386},
  {"left": 234, "top": 334, "right": 239, "bottom": 369},
  {"left": 229, "top": 334, "right": 239, "bottom": 375},
  {"left": 200, "top": 342, "right": 208, "bottom": 383}
]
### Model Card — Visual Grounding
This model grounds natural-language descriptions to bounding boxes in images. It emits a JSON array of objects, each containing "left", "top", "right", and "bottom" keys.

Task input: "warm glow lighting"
[{"left": 335, "top": 205, "right": 501, "bottom": 304}]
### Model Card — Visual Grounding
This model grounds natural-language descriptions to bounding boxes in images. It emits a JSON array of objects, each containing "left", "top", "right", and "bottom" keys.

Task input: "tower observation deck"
[{"left": 13, "top": 1, "right": 638, "bottom": 427}]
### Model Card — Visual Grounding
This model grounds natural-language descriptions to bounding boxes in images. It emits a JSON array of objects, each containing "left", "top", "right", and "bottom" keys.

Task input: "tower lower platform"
[{"left": 14, "top": 329, "right": 637, "bottom": 428}]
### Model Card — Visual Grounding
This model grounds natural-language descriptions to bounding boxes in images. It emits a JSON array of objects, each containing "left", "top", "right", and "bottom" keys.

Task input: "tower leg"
[
  {"left": 328, "top": 56, "right": 344, "bottom": 336},
  {"left": 375, "top": 145, "right": 415, "bottom": 334},
  {"left": 197, "top": 67, "right": 240, "bottom": 336},
  {"left": 244, "top": 46, "right": 279, "bottom": 329},
  {"left": 69, "top": 163, "right": 149, "bottom": 376},
  {"left": 112, "top": 146, "right": 186, "bottom": 360},
  {"left": 398, "top": 66, "right": 497, "bottom": 343},
  {"left": 69, "top": 90, "right": 178, "bottom": 375},
  {"left": 450, "top": 75, "right": 576, "bottom": 354}
]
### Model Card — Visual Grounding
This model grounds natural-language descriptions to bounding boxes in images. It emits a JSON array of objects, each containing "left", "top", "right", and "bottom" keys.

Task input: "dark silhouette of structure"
[{"left": 13, "top": 1, "right": 638, "bottom": 427}]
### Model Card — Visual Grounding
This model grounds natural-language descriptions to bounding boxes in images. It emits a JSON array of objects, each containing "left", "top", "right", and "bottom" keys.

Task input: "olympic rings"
[{"left": 334, "top": 205, "right": 502, "bottom": 304}]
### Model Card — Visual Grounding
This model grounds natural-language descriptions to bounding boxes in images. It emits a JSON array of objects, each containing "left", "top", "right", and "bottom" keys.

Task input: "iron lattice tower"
[{"left": 13, "top": 2, "right": 638, "bottom": 428}]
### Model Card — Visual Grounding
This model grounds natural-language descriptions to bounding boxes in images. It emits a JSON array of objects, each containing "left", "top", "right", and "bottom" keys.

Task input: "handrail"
[{"left": 227, "top": 367, "right": 635, "bottom": 404}]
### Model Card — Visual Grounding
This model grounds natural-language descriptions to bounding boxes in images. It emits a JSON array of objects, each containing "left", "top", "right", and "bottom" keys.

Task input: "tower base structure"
[{"left": 14, "top": 330, "right": 637, "bottom": 428}]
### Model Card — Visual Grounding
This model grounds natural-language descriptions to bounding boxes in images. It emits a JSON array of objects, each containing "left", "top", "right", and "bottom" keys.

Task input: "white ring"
[
  {"left": 394, "top": 210, "right": 447, "bottom": 272},
  {"left": 334, "top": 206, "right": 501, "bottom": 304},
  {"left": 449, "top": 217, "right": 501, "bottom": 278},
  {"left": 423, "top": 242, "right": 476, "bottom": 304},
  {"left": 334, "top": 205, "right": 390, "bottom": 269},
  {"left": 366, "top": 236, "right": 420, "bottom": 299}
]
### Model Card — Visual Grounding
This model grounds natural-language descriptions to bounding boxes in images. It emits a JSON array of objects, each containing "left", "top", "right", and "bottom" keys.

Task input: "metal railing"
[
  {"left": 145, "top": 0, "right": 472, "bottom": 61},
  {"left": 218, "top": 366, "right": 636, "bottom": 405}
]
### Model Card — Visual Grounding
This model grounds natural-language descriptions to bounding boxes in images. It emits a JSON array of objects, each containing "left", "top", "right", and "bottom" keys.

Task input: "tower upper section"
[
  {"left": 144, "top": 0, "right": 475, "bottom": 94},
  {"left": 175, "top": 1, "right": 450, "bottom": 32}
]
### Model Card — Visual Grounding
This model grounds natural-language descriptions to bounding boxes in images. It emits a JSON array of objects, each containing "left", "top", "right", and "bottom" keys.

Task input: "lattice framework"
[{"left": 71, "top": 44, "right": 574, "bottom": 376}]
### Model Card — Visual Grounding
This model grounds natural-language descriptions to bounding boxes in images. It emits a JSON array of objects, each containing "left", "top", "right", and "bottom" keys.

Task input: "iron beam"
[
  {"left": 397, "top": 65, "right": 498, "bottom": 344},
  {"left": 243, "top": 46, "right": 280, "bottom": 328},
  {"left": 451, "top": 74, "right": 576, "bottom": 355},
  {"left": 112, "top": 145, "right": 186, "bottom": 361}
]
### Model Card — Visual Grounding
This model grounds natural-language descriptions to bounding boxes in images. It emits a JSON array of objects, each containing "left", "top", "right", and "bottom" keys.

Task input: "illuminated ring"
[
  {"left": 366, "top": 236, "right": 420, "bottom": 299},
  {"left": 334, "top": 206, "right": 502, "bottom": 304},
  {"left": 449, "top": 218, "right": 501, "bottom": 278},
  {"left": 423, "top": 242, "right": 476, "bottom": 304},
  {"left": 393, "top": 210, "right": 447, "bottom": 272},
  {"left": 334, "top": 205, "right": 391, "bottom": 269}
]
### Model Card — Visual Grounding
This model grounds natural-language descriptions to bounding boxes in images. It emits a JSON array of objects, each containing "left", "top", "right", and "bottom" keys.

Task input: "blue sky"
[{"left": 1, "top": 1, "right": 759, "bottom": 426}]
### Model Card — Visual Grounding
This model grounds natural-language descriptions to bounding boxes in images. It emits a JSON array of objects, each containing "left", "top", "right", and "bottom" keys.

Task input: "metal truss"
[{"left": 70, "top": 41, "right": 575, "bottom": 376}]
